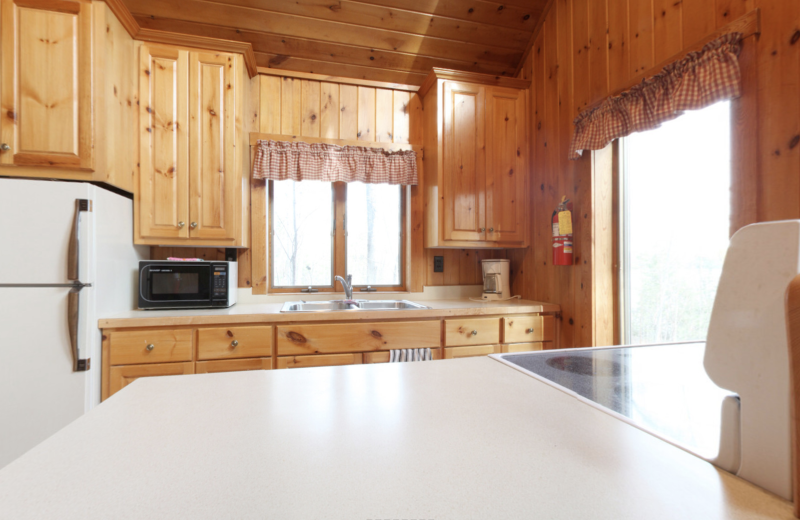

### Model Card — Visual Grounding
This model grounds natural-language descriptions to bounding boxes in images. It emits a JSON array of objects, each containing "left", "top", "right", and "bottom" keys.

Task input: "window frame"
[{"left": 268, "top": 180, "right": 407, "bottom": 294}]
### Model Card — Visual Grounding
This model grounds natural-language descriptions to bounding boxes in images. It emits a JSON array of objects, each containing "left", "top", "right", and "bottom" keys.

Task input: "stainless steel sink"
[{"left": 280, "top": 300, "right": 430, "bottom": 312}]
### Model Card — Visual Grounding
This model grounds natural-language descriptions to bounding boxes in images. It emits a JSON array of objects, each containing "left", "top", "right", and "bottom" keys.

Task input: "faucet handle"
[{"left": 346, "top": 274, "right": 352, "bottom": 285}]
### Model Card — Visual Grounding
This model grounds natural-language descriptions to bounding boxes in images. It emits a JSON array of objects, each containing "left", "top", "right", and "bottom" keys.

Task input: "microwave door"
[{"left": 140, "top": 264, "right": 211, "bottom": 307}]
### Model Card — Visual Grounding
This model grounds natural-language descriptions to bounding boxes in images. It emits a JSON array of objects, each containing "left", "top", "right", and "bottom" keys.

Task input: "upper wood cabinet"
[
  {"left": 136, "top": 44, "right": 248, "bottom": 246},
  {"left": 421, "top": 69, "right": 530, "bottom": 248},
  {"left": 0, "top": 0, "right": 93, "bottom": 170}
]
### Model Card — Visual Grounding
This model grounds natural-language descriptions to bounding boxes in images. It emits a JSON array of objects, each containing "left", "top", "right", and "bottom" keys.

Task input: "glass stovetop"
[{"left": 493, "top": 342, "right": 740, "bottom": 471}]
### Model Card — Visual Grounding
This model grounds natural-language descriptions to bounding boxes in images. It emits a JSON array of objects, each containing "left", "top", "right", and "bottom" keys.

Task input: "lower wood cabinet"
[
  {"left": 196, "top": 358, "right": 272, "bottom": 374},
  {"left": 197, "top": 326, "right": 272, "bottom": 361},
  {"left": 444, "top": 345, "right": 502, "bottom": 359},
  {"left": 277, "top": 353, "right": 363, "bottom": 369},
  {"left": 108, "top": 362, "right": 194, "bottom": 397},
  {"left": 363, "top": 349, "right": 443, "bottom": 364},
  {"left": 501, "top": 342, "right": 545, "bottom": 353},
  {"left": 101, "top": 311, "right": 558, "bottom": 400}
]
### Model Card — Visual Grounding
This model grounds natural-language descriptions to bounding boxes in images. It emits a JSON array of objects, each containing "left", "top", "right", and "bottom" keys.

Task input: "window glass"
[
  {"left": 623, "top": 101, "right": 731, "bottom": 344},
  {"left": 346, "top": 183, "right": 402, "bottom": 286},
  {"left": 272, "top": 181, "right": 333, "bottom": 287}
]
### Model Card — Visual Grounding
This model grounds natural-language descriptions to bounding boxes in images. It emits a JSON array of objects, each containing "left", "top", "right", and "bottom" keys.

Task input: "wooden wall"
[
  {"left": 155, "top": 70, "right": 503, "bottom": 291},
  {"left": 518, "top": 0, "right": 800, "bottom": 349}
]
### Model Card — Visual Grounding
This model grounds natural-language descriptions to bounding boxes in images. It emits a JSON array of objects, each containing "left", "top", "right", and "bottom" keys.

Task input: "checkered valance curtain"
[
  {"left": 252, "top": 140, "right": 418, "bottom": 185},
  {"left": 569, "top": 33, "right": 743, "bottom": 160}
]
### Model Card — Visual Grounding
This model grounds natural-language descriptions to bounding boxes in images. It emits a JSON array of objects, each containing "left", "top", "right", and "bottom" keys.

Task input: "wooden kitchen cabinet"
[
  {"left": 196, "top": 358, "right": 271, "bottom": 374},
  {"left": 444, "top": 317, "right": 501, "bottom": 346},
  {"left": 0, "top": 0, "right": 94, "bottom": 170},
  {"left": 108, "top": 361, "right": 194, "bottom": 397},
  {"left": 421, "top": 69, "right": 529, "bottom": 248},
  {"left": 197, "top": 326, "right": 272, "bottom": 361},
  {"left": 106, "top": 328, "right": 194, "bottom": 365},
  {"left": 444, "top": 345, "right": 502, "bottom": 359},
  {"left": 503, "top": 315, "right": 555, "bottom": 344},
  {"left": 276, "top": 321, "right": 441, "bottom": 356},
  {"left": 277, "top": 353, "right": 363, "bottom": 369},
  {"left": 136, "top": 44, "right": 248, "bottom": 246}
]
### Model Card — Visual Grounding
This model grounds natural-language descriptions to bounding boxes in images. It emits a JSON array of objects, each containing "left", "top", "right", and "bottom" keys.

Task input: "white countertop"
[
  {"left": 0, "top": 357, "right": 791, "bottom": 519},
  {"left": 98, "top": 298, "right": 559, "bottom": 328}
]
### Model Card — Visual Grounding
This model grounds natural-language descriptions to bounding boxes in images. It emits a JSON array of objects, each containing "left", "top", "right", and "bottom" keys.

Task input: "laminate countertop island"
[{"left": 0, "top": 357, "right": 792, "bottom": 519}]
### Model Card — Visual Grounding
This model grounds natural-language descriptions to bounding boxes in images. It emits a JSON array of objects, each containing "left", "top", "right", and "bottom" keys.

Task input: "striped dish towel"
[{"left": 389, "top": 348, "right": 432, "bottom": 362}]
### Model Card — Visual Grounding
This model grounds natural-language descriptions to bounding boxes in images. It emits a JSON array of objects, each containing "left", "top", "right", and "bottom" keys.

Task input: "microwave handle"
[{"left": 139, "top": 265, "right": 151, "bottom": 302}]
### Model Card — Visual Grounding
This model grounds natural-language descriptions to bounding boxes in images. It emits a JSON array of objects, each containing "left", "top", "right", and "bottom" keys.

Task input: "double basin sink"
[{"left": 280, "top": 300, "right": 430, "bottom": 312}]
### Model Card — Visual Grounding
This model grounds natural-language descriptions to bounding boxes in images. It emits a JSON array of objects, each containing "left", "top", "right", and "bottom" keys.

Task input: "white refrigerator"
[{"left": 0, "top": 178, "right": 147, "bottom": 468}]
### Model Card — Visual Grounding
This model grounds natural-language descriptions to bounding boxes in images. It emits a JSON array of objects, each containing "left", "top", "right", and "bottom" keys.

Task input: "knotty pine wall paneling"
[
  {"left": 238, "top": 72, "right": 504, "bottom": 294},
  {"left": 518, "top": 0, "right": 800, "bottom": 349}
]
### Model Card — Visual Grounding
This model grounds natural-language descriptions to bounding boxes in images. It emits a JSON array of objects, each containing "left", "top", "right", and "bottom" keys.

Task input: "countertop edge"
[{"left": 98, "top": 300, "right": 560, "bottom": 329}]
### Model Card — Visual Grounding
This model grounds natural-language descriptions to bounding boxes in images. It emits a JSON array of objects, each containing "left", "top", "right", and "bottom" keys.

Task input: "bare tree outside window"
[
  {"left": 346, "top": 182, "right": 402, "bottom": 286},
  {"left": 272, "top": 180, "right": 333, "bottom": 287}
]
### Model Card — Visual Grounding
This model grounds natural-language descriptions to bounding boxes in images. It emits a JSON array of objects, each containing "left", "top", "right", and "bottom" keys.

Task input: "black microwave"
[{"left": 138, "top": 261, "right": 238, "bottom": 309}]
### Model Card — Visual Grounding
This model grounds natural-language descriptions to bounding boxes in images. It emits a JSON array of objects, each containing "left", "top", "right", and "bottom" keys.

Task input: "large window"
[
  {"left": 621, "top": 101, "right": 731, "bottom": 345},
  {"left": 270, "top": 181, "right": 404, "bottom": 293}
]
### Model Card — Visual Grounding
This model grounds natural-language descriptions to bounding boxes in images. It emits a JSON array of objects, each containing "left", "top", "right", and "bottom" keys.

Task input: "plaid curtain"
[
  {"left": 569, "top": 32, "right": 743, "bottom": 160},
  {"left": 252, "top": 140, "right": 418, "bottom": 185}
]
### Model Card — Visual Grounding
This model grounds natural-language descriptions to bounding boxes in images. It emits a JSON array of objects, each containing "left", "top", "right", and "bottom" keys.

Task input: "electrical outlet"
[{"left": 434, "top": 256, "right": 444, "bottom": 273}]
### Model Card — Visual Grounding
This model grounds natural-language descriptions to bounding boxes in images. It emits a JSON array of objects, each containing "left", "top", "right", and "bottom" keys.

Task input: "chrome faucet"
[{"left": 334, "top": 274, "right": 353, "bottom": 300}]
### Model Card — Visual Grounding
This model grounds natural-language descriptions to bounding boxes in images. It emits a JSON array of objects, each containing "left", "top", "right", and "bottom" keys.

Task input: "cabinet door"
[
  {"left": 188, "top": 51, "right": 236, "bottom": 241},
  {"left": 442, "top": 81, "right": 486, "bottom": 242},
  {"left": 0, "top": 0, "right": 93, "bottom": 169},
  {"left": 138, "top": 44, "right": 189, "bottom": 239},
  {"left": 276, "top": 353, "right": 363, "bottom": 369},
  {"left": 485, "top": 86, "right": 527, "bottom": 244},
  {"left": 107, "top": 362, "right": 194, "bottom": 399}
]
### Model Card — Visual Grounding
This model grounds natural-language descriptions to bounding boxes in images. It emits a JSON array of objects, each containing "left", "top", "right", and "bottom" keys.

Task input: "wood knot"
[
  {"left": 226, "top": 330, "right": 234, "bottom": 337},
  {"left": 370, "top": 330, "right": 383, "bottom": 339},
  {"left": 792, "top": 30, "right": 800, "bottom": 45},
  {"left": 286, "top": 331, "right": 307, "bottom": 343},
  {"left": 790, "top": 135, "right": 800, "bottom": 150},
  {"left": 310, "top": 114, "right": 317, "bottom": 120},
  {"left": 209, "top": 109, "right": 216, "bottom": 116}
]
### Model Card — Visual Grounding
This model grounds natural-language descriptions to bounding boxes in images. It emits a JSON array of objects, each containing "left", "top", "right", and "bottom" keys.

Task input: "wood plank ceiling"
[{"left": 122, "top": 0, "right": 550, "bottom": 85}]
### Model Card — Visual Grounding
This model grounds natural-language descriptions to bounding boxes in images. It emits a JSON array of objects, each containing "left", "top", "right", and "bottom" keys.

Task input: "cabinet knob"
[
  {"left": 190, "top": 222, "right": 198, "bottom": 229},
  {"left": 471, "top": 330, "right": 478, "bottom": 336},
  {"left": 0, "top": 143, "right": 9, "bottom": 152},
  {"left": 479, "top": 228, "right": 485, "bottom": 232},
  {"left": 526, "top": 328, "right": 534, "bottom": 334},
  {"left": 489, "top": 228, "right": 494, "bottom": 232},
  {"left": 178, "top": 221, "right": 185, "bottom": 228},
  {"left": 230, "top": 340, "right": 239, "bottom": 348},
  {"left": 146, "top": 344, "right": 155, "bottom": 351}
]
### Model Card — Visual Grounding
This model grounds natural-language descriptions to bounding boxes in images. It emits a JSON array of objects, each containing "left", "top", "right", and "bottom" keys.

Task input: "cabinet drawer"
[
  {"left": 363, "top": 348, "right": 443, "bottom": 364},
  {"left": 276, "top": 353, "right": 363, "bottom": 369},
  {"left": 107, "top": 329, "right": 193, "bottom": 365},
  {"left": 108, "top": 362, "right": 194, "bottom": 398},
  {"left": 501, "top": 342, "right": 545, "bottom": 354},
  {"left": 503, "top": 315, "right": 554, "bottom": 344},
  {"left": 444, "top": 318, "right": 501, "bottom": 346},
  {"left": 195, "top": 358, "right": 272, "bottom": 374},
  {"left": 197, "top": 326, "right": 272, "bottom": 361},
  {"left": 443, "top": 345, "right": 501, "bottom": 359},
  {"left": 276, "top": 321, "right": 440, "bottom": 356}
]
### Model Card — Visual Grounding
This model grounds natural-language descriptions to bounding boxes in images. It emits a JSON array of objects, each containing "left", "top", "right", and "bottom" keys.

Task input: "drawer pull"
[
  {"left": 145, "top": 344, "right": 155, "bottom": 351},
  {"left": 526, "top": 328, "right": 534, "bottom": 334},
  {"left": 230, "top": 340, "right": 239, "bottom": 348},
  {"left": 471, "top": 330, "right": 478, "bottom": 336}
]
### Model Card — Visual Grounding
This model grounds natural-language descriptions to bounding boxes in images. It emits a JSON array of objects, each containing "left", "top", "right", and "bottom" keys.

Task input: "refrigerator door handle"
[
  {"left": 68, "top": 199, "right": 91, "bottom": 281},
  {"left": 68, "top": 285, "right": 90, "bottom": 372}
]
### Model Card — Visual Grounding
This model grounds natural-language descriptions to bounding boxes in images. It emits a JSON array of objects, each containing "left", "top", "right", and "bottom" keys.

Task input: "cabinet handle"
[
  {"left": 190, "top": 222, "right": 198, "bottom": 229},
  {"left": 526, "top": 328, "right": 534, "bottom": 334},
  {"left": 146, "top": 344, "right": 155, "bottom": 351},
  {"left": 178, "top": 221, "right": 185, "bottom": 228},
  {"left": 0, "top": 143, "right": 9, "bottom": 151},
  {"left": 479, "top": 228, "right": 485, "bottom": 232},
  {"left": 230, "top": 340, "right": 239, "bottom": 348},
  {"left": 471, "top": 330, "right": 478, "bottom": 336},
  {"left": 489, "top": 228, "right": 494, "bottom": 232}
]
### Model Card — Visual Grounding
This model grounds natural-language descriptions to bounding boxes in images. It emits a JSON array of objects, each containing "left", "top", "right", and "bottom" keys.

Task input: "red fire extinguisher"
[{"left": 552, "top": 196, "right": 573, "bottom": 266}]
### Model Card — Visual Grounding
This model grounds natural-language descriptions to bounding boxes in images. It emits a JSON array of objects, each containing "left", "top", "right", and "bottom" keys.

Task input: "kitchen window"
[
  {"left": 269, "top": 180, "right": 405, "bottom": 293},
  {"left": 620, "top": 101, "right": 731, "bottom": 345}
]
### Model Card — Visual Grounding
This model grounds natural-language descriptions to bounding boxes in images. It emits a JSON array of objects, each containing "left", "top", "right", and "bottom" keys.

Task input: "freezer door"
[
  {"left": 0, "top": 178, "right": 92, "bottom": 284},
  {"left": 0, "top": 286, "right": 89, "bottom": 468}
]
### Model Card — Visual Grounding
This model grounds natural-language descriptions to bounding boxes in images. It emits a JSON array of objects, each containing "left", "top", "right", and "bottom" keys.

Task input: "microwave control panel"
[{"left": 211, "top": 264, "right": 228, "bottom": 300}]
